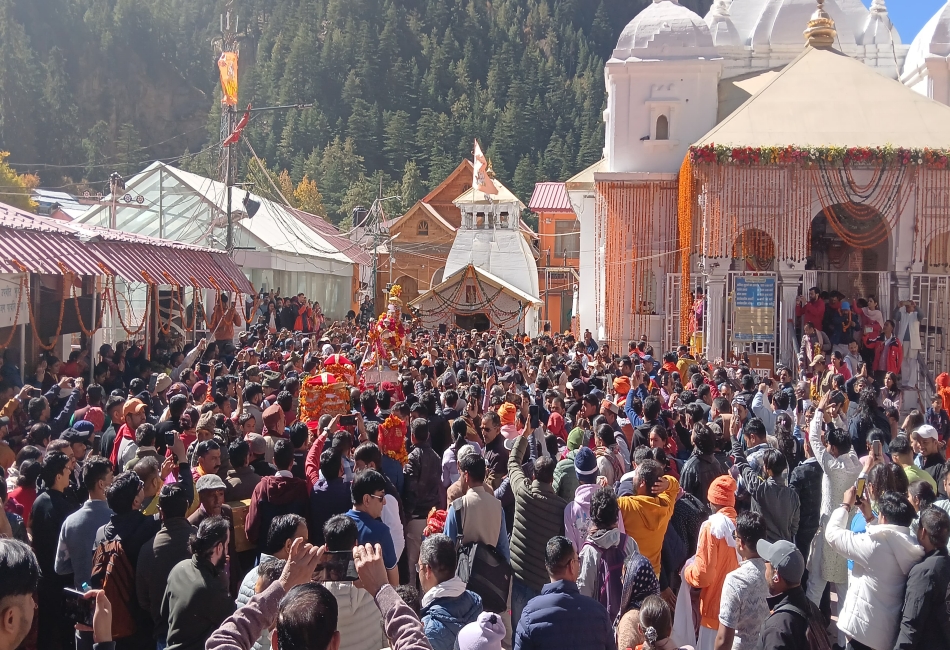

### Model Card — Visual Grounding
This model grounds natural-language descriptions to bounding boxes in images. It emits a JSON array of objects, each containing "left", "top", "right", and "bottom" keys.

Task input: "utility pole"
[{"left": 216, "top": 3, "right": 240, "bottom": 253}]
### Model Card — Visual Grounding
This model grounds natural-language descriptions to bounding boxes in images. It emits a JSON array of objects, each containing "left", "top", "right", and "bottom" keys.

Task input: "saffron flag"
[
  {"left": 223, "top": 104, "right": 251, "bottom": 147},
  {"left": 473, "top": 139, "right": 498, "bottom": 195},
  {"left": 218, "top": 51, "right": 239, "bottom": 106}
]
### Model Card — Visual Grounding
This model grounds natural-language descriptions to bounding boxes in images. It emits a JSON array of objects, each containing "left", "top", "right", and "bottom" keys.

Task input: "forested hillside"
[{"left": 0, "top": 0, "right": 711, "bottom": 223}]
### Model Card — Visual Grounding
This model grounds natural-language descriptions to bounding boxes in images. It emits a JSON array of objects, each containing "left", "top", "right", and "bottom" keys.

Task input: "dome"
[
  {"left": 859, "top": 0, "right": 900, "bottom": 46},
  {"left": 903, "top": 1, "right": 950, "bottom": 77},
  {"left": 706, "top": 0, "right": 743, "bottom": 47},
  {"left": 612, "top": 0, "right": 718, "bottom": 60},
  {"left": 750, "top": 0, "right": 860, "bottom": 47}
]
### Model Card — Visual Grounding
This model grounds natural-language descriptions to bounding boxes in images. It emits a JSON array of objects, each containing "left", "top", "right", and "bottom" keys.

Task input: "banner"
[
  {"left": 0, "top": 274, "right": 27, "bottom": 329},
  {"left": 218, "top": 51, "right": 239, "bottom": 106},
  {"left": 473, "top": 139, "right": 498, "bottom": 195},
  {"left": 732, "top": 276, "right": 775, "bottom": 342}
]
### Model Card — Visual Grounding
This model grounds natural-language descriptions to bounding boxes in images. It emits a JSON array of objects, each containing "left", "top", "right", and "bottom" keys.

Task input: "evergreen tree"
[
  {"left": 0, "top": 0, "right": 42, "bottom": 164},
  {"left": 383, "top": 110, "right": 415, "bottom": 174},
  {"left": 400, "top": 160, "right": 425, "bottom": 211},
  {"left": 82, "top": 121, "right": 110, "bottom": 183},
  {"left": 115, "top": 123, "right": 142, "bottom": 178},
  {"left": 512, "top": 155, "right": 538, "bottom": 206}
]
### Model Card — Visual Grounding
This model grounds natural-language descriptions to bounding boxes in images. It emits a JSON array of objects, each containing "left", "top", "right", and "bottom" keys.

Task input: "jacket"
[
  {"left": 403, "top": 440, "right": 444, "bottom": 518},
  {"left": 245, "top": 474, "right": 309, "bottom": 548},
  {"left": 161, "top": 557, "right": 235, "bottom": 650},
  {"left": 94, "top": 508, "right": 162, "bottom": 569},
  {"left": 865, "top": 334, "right": 903, "bottom": 375},
  {"left": 576, "top": 527, "right": 638, "bottom": 599},
  {"left": 808, "top": 411, "right": 861, "bottom": 583},
  {"left": 825, "top": 505, "right": 924, "bottom": 650},
  {"left": 788, "top": 457, "right": 822, "bottom": 557},
  {"left": 308, "top": 477, "right": 353, "bottom": 545},
  {"left": 732, "top": 440, "right": 800, "bottom": 543},
  {"left": 683, "top": 509, "right": 741, "bottom": 630},
  {"left": 420, "top": 578, "right": 483, "bottom": 650},
  {"left": 325, "top": 580, "right": 387, "bottom": 650},
  {"left": 225, "top": 466, "right": 263, "bottom": 502},
  {"left": 508, "top": 435, "right": 568, "bottom": 592},
  {"left": 796, "top": 298, "right": 826, "bottom": 331},
  {"left": 564, "top": 482, "right": 626, "bottom": 552},
  {"left": 759, "top": 586, "right": 812, "bottom": 650},
  {"left": 513, "top": 579, "right": 615, "bottom": 650},
  {"left": 553, "top": 450, "right": 579, "bottom": 501},
  {"left": 31, "top": 489, "right": 79, "bottom": 577},
  {"left": 136, "top": 518, "right": 197, "bottom": 640},
  {"left": 680, "top": 451, "right": 727, "bottom": 506},
  {"left": 55, "top": 498, "right": 114, "bottom": 588},
  {"left": 617, "top": 475, "right": 680, "bottom": 576},
  {"left": 206, "top": 581, "right": 432, "bottom": 650},
  {"left": 895, "top": 547, "right": 950, "bottom": 650},
  {"left": 235, "top": 553, "right": 274, "bottom": 650}
]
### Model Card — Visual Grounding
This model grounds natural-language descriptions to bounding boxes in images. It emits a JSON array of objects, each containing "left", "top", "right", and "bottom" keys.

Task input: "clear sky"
[{"left": 871, "top": 0, "right": 944, "bottom": 43}]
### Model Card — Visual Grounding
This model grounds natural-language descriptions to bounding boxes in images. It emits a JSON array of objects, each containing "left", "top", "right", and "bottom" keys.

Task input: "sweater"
[
  {"left": 564, "top": 482, "right": 626, "bottom": 552},
  {"left": 54, "top": 499, "right": 114, "bottom": 588},
  {"left": 553, "top": 450, "right": 579, "bottom": 501},
  {"left": 513, "top": 579, "right": 615, "bottom": 650},
  {"left": 683, "top": 509, "right": 740, "bottom": 631},
  {"left": 825, "top": 506, "right": 924, "bottom": 650},
  {"left": 136, "top": 518, "right": 197, "bottom": 641},
  {"left": 161, "top": 558, "right": 236, "bottom": 650},
  {"left": 616, "top": 475, "right": 680, "bottom": 576},
  {"left": 508, "top": 435, "right": 568, "bottom": 592},
  {"left": 325, "top": 580, "right": 388, "bottom": 650},
  {"left": 206, "top": 582, "right": 433, "bottom": 650}
]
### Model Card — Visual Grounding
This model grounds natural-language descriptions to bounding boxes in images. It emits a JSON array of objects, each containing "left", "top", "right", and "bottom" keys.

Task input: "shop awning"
[{"left": 0, "top": 206, "right": 110, "bottom": 276}]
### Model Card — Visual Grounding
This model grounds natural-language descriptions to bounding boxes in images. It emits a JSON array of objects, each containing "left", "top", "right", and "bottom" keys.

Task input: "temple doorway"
[{"left": 807, "top": 203, "right": 891, "bottom": 301}]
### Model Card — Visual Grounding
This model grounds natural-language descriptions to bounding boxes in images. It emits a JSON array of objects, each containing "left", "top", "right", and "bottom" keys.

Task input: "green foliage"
[{"left": 0, "top": 0, "right": 712, "bottom": 218}]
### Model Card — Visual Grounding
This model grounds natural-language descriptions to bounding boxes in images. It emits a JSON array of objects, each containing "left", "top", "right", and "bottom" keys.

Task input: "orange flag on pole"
[
  {"left": 218, "top": 52, "right": 239, "bottom": 106},
  {"left": 473, "top": 139, "right": 498, "bottom": 195}
]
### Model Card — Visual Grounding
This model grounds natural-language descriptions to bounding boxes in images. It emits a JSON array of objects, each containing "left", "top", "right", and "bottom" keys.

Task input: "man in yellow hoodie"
[
  {"left": 684, "top": 474, "right": 740, "bottom": 650},
  {"left": 616, "top": 458, "right": 679, "bottom": 576}
]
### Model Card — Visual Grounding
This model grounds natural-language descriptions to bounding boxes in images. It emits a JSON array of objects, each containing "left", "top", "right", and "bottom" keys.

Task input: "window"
[
  {"left": 656, "top": 115, "right": 669, "bottom": 141},
  {"left": 554, "top": 219, "right": 580, "bottom": 259},
  {"left": 417, "top": 220, "right": 429, "bottom": 236}
]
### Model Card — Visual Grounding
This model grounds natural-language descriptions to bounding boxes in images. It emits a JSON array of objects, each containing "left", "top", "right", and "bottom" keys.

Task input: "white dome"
[
  {"left": 612, "top": 0, "right": 718, "bottom": 60},
  {"left": 903, "top": 1, "right": 950, "bottom": 77},
  {"left": 859, "top": 0, "right": 900, "bottom": 46},
  {"left": 706, "top": 0, "right": 743, "bottom": 47},
  {"left": 726, "top": 0, "right": 871, "bottom": 48}
]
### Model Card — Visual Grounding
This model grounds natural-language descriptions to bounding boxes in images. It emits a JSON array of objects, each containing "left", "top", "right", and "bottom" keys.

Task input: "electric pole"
[{"left": 215, "top": 2, "right": 240, "bottom": 253}]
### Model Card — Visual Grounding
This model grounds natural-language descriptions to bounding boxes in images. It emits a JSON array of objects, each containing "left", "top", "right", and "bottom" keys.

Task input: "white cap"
[{"left": 913, "top": 424, "right": 939, "bottom": 440}]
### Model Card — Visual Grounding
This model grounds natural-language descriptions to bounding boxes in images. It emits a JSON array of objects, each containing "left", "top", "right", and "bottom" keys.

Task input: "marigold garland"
[
  {"left": 72, "top": 276, "right": 106, "bottom": 338},
  {"left": 690, "top": 144, "right": 950, "bottom": 168},
  {"left": 378, "top": 413, "right": 408, "bottom": 465},
  {"left": 111, "top": 276, "right": 150, "bottom": 338},
  {"left": 678, "top": 155, "right": 695, "bottom": 346}
]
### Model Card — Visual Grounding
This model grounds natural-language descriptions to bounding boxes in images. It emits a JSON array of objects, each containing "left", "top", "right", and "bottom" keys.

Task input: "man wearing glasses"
[
  {"left": 345, "top": 469, "right": 399, "bottom": 586},
  {"left": 481, "top": 411, "right": 508, "bottom": 491}
]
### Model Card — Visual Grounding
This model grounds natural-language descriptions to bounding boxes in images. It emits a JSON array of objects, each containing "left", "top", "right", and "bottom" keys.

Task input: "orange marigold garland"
[
  {"left": 378, "top": 413, "right": 408, "bottom": 465},
  {"left": 678, "top": 154, "right": 695, "bottom": 345},
  {"left": 298, "top": 373, "right": 351, "bottom": 423}
]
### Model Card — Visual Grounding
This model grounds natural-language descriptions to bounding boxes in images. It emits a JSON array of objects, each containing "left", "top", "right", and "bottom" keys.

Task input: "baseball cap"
[
  {"left": 756, "top": 539, "right": 805, "bottom": 584},
  {"left": 810, "top": 355, "right": 826, "bottom": 367},
  {"left": 122, "top": 398, "right": 146, "bottom": 418},
  {"left": 195, "top": 474, "right": 227, "bottom": 493},
  {"left": 913, "top": 424, "right": 939, "bottom": 440}
]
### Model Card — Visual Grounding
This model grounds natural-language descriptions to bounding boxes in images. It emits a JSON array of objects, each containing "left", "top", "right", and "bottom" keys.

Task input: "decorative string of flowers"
[{"left": 690, "top": 144, "right": 950, "bottom": 168}]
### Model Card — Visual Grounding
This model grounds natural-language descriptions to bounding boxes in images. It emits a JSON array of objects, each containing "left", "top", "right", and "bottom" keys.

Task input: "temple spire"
[{"left": 804, "top": 0, "right": 837, "bottom": 49}]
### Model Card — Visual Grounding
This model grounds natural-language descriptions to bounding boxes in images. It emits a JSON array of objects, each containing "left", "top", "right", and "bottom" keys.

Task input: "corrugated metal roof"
[
  {"left": 0, "top": 205, "right": 108, "bottom": 276},
  {"left": 291, "top": 209, "right": 373, "bottom": 266},
  {"left": 528, "top": 182, "right": 574, "bottom": 213}
]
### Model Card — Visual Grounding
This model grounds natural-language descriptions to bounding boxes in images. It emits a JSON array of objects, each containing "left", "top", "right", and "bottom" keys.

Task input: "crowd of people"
[{"left": 0, "top": 294, "right": 948, "bottom": 650}]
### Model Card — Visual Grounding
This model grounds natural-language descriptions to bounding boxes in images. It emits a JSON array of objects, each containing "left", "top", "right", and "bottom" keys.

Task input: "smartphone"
[
  {"left": 339, "top": 414, "right": 357, "bottom": 427},
  {"left": 320, "top": 550, "right": 359, "bottom": 581},
  {"left": 855, "top": 476, "right": 868, "bottom": 503},
  {"left": 872, "top": 439, "right": 883, "bottom": 461},
  {"left": 148, "top": 373, "right": 158, "bottom": 393},
  {"left": 635, "top": 364, "right": 643, "bottom": 372},
  {"left": 199, "top": 362, "right": 211, "bottom": 374},
  {"left": 529, "top": 404, "right": 540, "bottom": 430},
  {"left": 62, "top": 587, "right": 93, "bottom": 627}
]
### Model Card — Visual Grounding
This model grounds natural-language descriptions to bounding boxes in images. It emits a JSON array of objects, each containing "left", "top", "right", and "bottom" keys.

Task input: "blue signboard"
[{"left": 733, "top": 276, "right": 776, "bottom": 342}]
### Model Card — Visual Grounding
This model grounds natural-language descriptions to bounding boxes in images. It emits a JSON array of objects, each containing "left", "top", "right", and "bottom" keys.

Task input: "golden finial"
[
  {"left": 486, "top": 159, "right": 496, "bottom": 180},
  {"left": 804, "top": 0, "right": 837, "bottom": 49}
]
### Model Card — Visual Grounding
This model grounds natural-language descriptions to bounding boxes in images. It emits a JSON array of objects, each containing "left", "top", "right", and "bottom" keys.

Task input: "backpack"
[
  {"left": 772, "top": 601, "right": 832, "bottom": 650},
  {"left": 584, "top": 533, "right": 628, "bottom": 623},
  {"left": 89, "top": 538, "right": 137, "bottom": 639},
  {"left": 455, "top": 542, "right": 512, "bottom": 614}
]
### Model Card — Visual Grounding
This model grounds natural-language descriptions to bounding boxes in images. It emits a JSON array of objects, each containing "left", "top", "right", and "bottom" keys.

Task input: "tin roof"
[{"left": 528, "top": 182, "right": 574, "bottom": 213}]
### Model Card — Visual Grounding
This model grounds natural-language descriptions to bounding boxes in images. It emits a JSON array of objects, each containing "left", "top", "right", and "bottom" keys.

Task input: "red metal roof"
[
  {"left": 528, "top": 182, "right": 574, "bottom": 213},
  {"left": 291, "top": 209, "right": 373, "bottom": 266},
  {"left": 0, "top": 202, "right": 253, "bottom": 293}
]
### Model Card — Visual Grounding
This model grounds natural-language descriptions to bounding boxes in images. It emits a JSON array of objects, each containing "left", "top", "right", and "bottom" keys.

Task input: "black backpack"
[
  {"left": 456, "top": 541, "right": 512, "bottom": 613},
  {"left": 772, "top": 601, "right": 832, "bottom": 650}
]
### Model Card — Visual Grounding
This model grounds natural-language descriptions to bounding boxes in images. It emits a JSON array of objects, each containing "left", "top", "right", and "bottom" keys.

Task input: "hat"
[
  {"left": 191, "top": 381, "right": 208, "bottom": 401},
  {"left": 458, "top": 612, "right": 505, "bottom": 650},
  {"left": 154, "top": 373, "right": 172, "bottom": 395},
  {"left": 122, "top": 398, "right": 146, "bottom": 418},
  {"left": 262, "top": 371, "right": 282, "bottom": 390},
  {"left": 707, "top": 475, "right": 737, "bottom": 508},
  {"left": 731, "top": 394, "right": 750, "bottom": 409},
  {"left": 195, "top": 474, "right": 227, "bottom": 493},
  {"left": 456, "top": 444, "right": 481, "bottom": 464},
  {"left": 841, "top": 301, "right": 851, "bottom": 311},
  {"left": 73, "top": 420, "right": 95, "bottom": 435},
  {"left": 570, "top": 378, "right": 586, "bottom": 394},
  {"left": 263, "top": 404, "right": 284, "bottom": 432},
  {"left": 574, "top": 447, "right": 598, "bottom": 482},
  {"left": 197, "top": 411, "right": 217, "bottom": 434},
  {"left": 85, "top": 407, "right": 106, "bottom": 432},
  {"left": 265, "top": 361, "right": 281, "bottom": 373},
  {"left": 166, "top": 383, "right": 190, "bottom": 399},
  {"left": 601, "top": 400, "right": 620, "bottom": 415},
  {"left": 60, "top": 428, "right": 91, "bottom": 446},
  {"left": 810, "top": 355, "right": 826, "bottom": 367},
  {"left": 245, "top": 365, "right": 262, "bottom": 379},
  {"left": 913, "top": 424, "right": 939, "bottom": 440},
  {"left": 497, "top": 402, "right": 518, "bottom": 426},
  {"left": 567, "top": 427, "right": 585, "bottom": 451},
  {"left": 756, "top": 539, "right": 805, "bottom": 584},
  {"left": 613, "top": 376, "right": 631, "bottom": 397},
  {"left": 245, "top": 433, "right": 268, "bottom": 455}
]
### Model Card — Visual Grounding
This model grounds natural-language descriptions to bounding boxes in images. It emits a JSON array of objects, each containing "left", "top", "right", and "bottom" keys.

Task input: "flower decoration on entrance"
[{"left": 690, "top": 144, "right": 950, "bottom": 168}]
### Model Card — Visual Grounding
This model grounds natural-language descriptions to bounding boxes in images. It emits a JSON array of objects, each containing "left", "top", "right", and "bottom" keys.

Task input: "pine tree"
[
  {"left": 400, "top": 160, "right": 425, "bottom": 211},
  {"left": 512, "top": 155, "right": 538, "bottom": 205},
  {"left": 0, "top": 0, "right": 42, "bottom": 163},
  {"left": 115, "top": 123, "right": 142, "bottom": 178},
  {"left": 383, "top": 110, "right": 414, "bottom": 174},
  {"left": 82, "top": 121, "right": 110, "bottom": 183}
]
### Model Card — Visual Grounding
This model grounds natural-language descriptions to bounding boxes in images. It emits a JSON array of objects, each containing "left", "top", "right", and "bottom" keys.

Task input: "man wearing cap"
[
  {"left": 261, "top": 404, "right": 286, "bottom": 465},
  {"left": 563, "top": 447, "right": 625, "bottom": 552},
  {"left": 684, "top": 475, "right": 740, "bottom": 650},
  {"left": 911, "top": 424, "right": 949, "bottom": 497},
  {"left": 110, "top": 397, "right": 147, "bottom": 470},
  {"left": 188, "top": 473, "right": 239, "bottom": 594},
  {"left": 758, "top": 538, "right": 813, "bottom": 649},
  {"left": 245, "top": 432, "right": 276, "bottom": 477}
]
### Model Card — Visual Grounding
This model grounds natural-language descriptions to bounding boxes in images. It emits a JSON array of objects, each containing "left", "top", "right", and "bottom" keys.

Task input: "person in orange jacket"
[
  {"left": 683, "top": 474, "right": 740, "bottom": 650},
  {"left": 293, "top": 293, "right": 313, "bottom": 332}
]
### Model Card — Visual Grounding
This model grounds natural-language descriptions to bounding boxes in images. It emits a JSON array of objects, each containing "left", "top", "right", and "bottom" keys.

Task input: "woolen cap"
[
  {"left": 574, "top": 447, "right": 598, "bottom": 480},
  {"left": 458, "top": 612, "right": 505, "bottom": 650},
  {"left": 245, "top": 433, "right": 268, "bottom": 455},
  {"left": 707, "top": 474, "right": 737, "bottom": 508}
]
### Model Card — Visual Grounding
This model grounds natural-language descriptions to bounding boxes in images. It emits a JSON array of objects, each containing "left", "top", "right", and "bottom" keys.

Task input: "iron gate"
[
  {"left": 663, "top": 273, "right": 704, "bottom": 353},
  {"left": 911, "top": 274, "right": 950, "bottom": 380}
]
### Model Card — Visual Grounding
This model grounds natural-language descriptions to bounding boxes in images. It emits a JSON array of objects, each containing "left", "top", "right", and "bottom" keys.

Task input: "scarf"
[
  {"left": 421, "top": 576, "right": 468, "bottom": 609},
  {"left": 109, "top": 423, "right": 134, "bottom": 467}
]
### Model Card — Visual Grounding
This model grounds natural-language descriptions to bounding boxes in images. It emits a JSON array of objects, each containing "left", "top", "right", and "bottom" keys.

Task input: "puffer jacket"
[
  {"left": 553, "top": 449, "right": 579, "bottom": 501},
  {"left": 679, "top": 450, "right": 727, "bottom": 505},
  {"left": 508, "top": 436, "right": 568, "bottom": 592},
  {"left": 576, "top": 527, "right": 638, "bottom": 599},
  {"left": 825, "top": 506, "right": 924, "bottom": 650},
  {"left": 403, "top": 440, "right": 443, "bottom": 518},
  {"left": 421, "top": 578, "right": 483, "bottom": 650},
  {"left": 513, "top": 579, "right": 614, "bottom": 650},
  {"left": 323, "top": 581, "right": 387, "bottom": 650},
  {"left": 235, "top": 554, "right": 275, "bottom": 650}
]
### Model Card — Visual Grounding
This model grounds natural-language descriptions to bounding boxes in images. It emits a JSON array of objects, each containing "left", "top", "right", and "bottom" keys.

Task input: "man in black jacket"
[
  {"left": 895, "top": 507, "right": 950, "bottom": 649},
  {"left": 404, "top": 418, "right": 442, "bottom": 587},
  {"left": 679, "top": 422, "right": 726, "bottom": 506},
  {"left": 788, "top": 434, "right": 822, "bottom": 566},
  {"left": 757, "top": 538, "right": 813, "bottom": 650}
]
